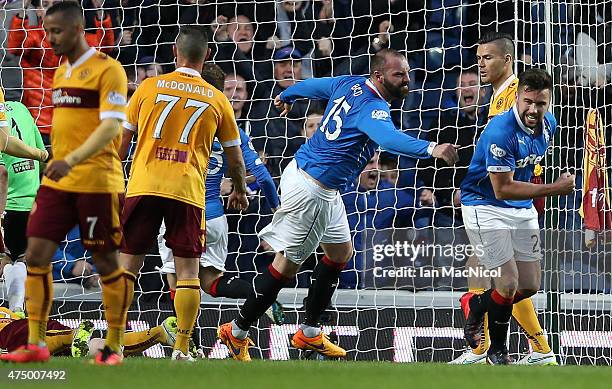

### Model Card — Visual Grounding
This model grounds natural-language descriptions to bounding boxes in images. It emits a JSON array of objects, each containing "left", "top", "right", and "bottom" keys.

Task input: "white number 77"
[{"left": 153, "top": 93, "right": 210, "bottom": 144}]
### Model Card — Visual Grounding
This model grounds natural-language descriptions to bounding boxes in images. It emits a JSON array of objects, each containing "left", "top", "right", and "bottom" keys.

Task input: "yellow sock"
[
  {"left": 468, "top": 288, "right": 489, "bottom": 355},
  {"left": 25, "top": 265, "right": 53, "bottom": 345},
  {"left": 100, "top": 267, "right": 135, "bottom": 353},
  {"left": 123, "top": 326, "right": 163, "bottom": 356},
  {"left": 512, "top": 298, "right": 551, "bottom": 353},
  {"left": 45, "top": 329, "right": 75, "bottom": 354},
  {"left": 174, "top": 279, "right": 200, "bottom": 354}
]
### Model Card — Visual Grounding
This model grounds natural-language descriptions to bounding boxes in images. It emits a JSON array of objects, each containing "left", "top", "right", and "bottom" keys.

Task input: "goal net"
[{"left": 0, "top": 0, "right": 611, "bottom": 365}]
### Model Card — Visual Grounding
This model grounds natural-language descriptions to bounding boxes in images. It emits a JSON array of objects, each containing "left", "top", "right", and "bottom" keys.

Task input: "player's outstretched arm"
[
  {"left": 0, "top": 127, "right": 48, "bottom": 162},
  {"left": 490, "top": 171, "right": 575, "bottom": 200},
  {"left": 224, "top": 145, "right": 249, "bottom": 211},
  {"left": 239, "top": 129, "right": 280, "bottom": 210},
  {"left": 45, "top": 118, "right": 121, "bottom": 181},
  {"left": 275, "top": 77, "right": 340, "bottom": 117}
]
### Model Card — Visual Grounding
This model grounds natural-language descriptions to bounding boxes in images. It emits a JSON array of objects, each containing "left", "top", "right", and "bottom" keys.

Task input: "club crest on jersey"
[
  {"left": 490, "top": 144, "right": 507, "bottom": 158},
  {"left": 79, "top": 69, "right": 91, "bottom": 80},
  {"left": 496, "top": 98, "right": 504, "bottom": 110},
  {"left": 371, "top": 110, "right": 389, "bottom": 120},
  {"left": 107, "top": 91, "right": 127, "bottom": 106}
]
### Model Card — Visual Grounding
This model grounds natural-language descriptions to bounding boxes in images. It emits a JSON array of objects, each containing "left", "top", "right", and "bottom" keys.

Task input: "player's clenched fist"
[
  {"left": 274, "top": 95, "right": 292, "bottom": 117},
  {"left": 553, "top": 172, "right": 575, "bottom": 195},
  {"left": 432, "top": 143, "right": 460, "bottom": 165},
  {"left": 228, "top": 191, "right": 249, "bottom": 211}
]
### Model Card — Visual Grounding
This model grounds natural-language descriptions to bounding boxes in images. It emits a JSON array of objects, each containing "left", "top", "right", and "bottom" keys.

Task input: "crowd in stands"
[{"left": 0, "top": 0, "right": 610, "bottom": 292}]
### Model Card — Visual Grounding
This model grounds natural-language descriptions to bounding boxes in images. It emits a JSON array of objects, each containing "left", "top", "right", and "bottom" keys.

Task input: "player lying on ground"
[
  {"left": 217, "top": 48, "right": 459, "bottom": 361},
  {"left": 0, "top": 307, "right": 178, "bottom": 358},
  {"left": 119, "top": 26, "right": 248, "bottom": 362},
  {"left": 0, "top": 2, "right": 133, "bottom": 365},
  {"left": 156, "top": 63, "right": 285, "bottom": 328},
  {"left": 452, "top": 32, "right": 557, "bottom": 366},
  {"left": 460, "top": 68, "right": 575, "bottom": 365}
]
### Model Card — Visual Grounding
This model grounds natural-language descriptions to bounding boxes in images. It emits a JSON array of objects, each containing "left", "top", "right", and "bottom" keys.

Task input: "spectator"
[
  {"left": 8, "top": 0, "right": 115, "bottom": 143},
  {"left": 302, "top": 108, "right": 324, "bottom": 140},
  {"left": 211, "top": 14, "right": 269, "bottom": 82},
  {"left": 136, "top": 56, "right": 164, "bottom": 85},
  {"left": 222, "top": 72, "right": 251, "bottom": 131},
  {"left": 248, "top": 46, "right": 308, "bottom": 178},
  {"left": 52, "top": 226, "right": 99, "bottom": 289},
  {"left": 340, "top": 152, "right": 421, "bottom": 289},
  {"left": 419, "top": 68, "right": 487, "bottom": 227}
]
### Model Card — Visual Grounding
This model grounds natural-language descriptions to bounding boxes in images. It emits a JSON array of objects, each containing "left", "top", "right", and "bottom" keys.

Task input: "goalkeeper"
[
  {"left": 217, "top": 49, "right": 459, "bottom": 361},
  {"left": 155, "top": 63, "right": 285, "bottom": 325},
  {"left": 0, "top": 307, "right": 178, "bottom": 358},
  {"left": 0, "top": 100, "right": 47, "bottom": 316}
]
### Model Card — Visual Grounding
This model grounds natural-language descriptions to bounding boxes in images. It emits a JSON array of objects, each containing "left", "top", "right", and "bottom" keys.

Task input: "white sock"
[
  {"left": 231, "top": 320, "right": 248, "bottom": 340},
  {"left": 9, "top": 262, "right": 28, "bottom": 312},
  {"left": 6, "top": 262, "right": 26, "bottom": 312},
  {"left": 300, "top": 324, "right": 321, "bottom": 338}
]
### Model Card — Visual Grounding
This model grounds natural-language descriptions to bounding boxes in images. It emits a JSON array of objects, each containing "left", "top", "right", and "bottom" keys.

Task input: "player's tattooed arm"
[{"left": 224, "top": 145, "right": 249, "bottom": 211}]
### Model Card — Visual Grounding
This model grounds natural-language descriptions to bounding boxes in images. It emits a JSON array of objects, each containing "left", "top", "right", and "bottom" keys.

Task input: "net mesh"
[{"left": 0, "top": 0, "right": 611, "bottom": 364}]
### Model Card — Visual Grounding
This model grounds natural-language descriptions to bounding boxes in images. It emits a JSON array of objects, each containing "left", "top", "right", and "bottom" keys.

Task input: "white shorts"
[
  {"left": 461, "top": 204, "right": 542, "bottom": 269},
  {"left": 258, "top": 160, "right": 351, "bottom": 265},
  {"left": 158, "top": 215, "right": 228, "bottom": 274}
]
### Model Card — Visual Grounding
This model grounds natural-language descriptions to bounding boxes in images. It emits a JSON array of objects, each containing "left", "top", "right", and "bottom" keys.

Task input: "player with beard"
[
  {"left": 453, "top": 32, "right": 557, "bottom": 366},
  {"left": 216, "top": 48, "right": 459, "bottom": 361},
  {"left": 460, "top": 69, "right": 574, "bottom": 364}
]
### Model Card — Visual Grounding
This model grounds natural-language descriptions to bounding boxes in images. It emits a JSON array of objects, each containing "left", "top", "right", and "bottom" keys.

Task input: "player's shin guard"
[
  {"left": 25, "top": 264, "right": 53, "bottom": 345},
  {"left": 487, "top": 290, "right": 513, "bottom": 352},
  {"left": 303, "top": 256, "right": 346, "bottom": 332},
  {"left": 209, "top": 274, "right": 251, "bottom": 299},
  {"left": 512, "top": 297, "right": 551, "bottom": 353},
  {"left": 100, "top": 268, "right": 136, "bottom": 353},
  {"left": 235, "top": 264, "right": 289, "bottom": 332},
  {"left": 174, "top": 279, "right": 200, "bottom": 354}
]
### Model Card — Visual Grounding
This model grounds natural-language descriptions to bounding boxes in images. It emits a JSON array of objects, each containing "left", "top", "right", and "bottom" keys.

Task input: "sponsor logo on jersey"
[
  {"left": 371, "top": 110, "right": 389, "bottom": 120},
  {"left": 107, "top": 91, "right": 127, "bottom": 106},
  {"left": 489, "top": 144, "right": 507, "bottom": 158},
  {"left": 52, "top": 89, "right": 82, "bottom": 106},
  {"left": 516, "top": 154, "right": 543, "bottom": 168},
  {"left": 0, "top": 103, "right": 5, "bottom": 113}
]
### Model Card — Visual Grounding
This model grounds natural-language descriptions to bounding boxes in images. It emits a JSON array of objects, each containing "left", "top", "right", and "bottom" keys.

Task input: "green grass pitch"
[{"left": 2, "top": 358, "right": 612, "bottom": 389}]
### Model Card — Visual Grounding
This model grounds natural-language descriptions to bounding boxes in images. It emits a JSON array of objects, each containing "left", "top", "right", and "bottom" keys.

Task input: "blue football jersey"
[
  {"left": 461, "top": 106, "right": 558, "bottom": 209},
  {"left": 281, "top": 76, "right": 435, "bottom": 191},
  {"left": 206, "top": 128, "right": 279, "bottom": 220}
]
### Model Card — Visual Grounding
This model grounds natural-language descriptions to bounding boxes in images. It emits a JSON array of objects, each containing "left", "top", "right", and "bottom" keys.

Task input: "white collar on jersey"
[
  {"left": 175, "top": 67, "right": 203, "bottom": 78},
  {"left": 64, "top": 47, "right": 96, "bottom": 78},
  {"left": 365, "top": 79, "right": 391, "bottom": 107},
  {"left": 512, "top": 105, "right": 535, "bottom": 135},
  {"left": 493, "top": 74, "right": 518, "bottom": 100}
]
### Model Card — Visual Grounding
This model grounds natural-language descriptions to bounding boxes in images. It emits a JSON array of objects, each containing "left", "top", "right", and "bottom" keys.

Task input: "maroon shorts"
[
  {"left": 27, "top": 186, "right": 124, "bottom": 251},
  {"left": 121, "top": 195, "right": 205, "bottom": 258},
  {"left": 0, "top": 319, "right": 69, "bottom": 353}
]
